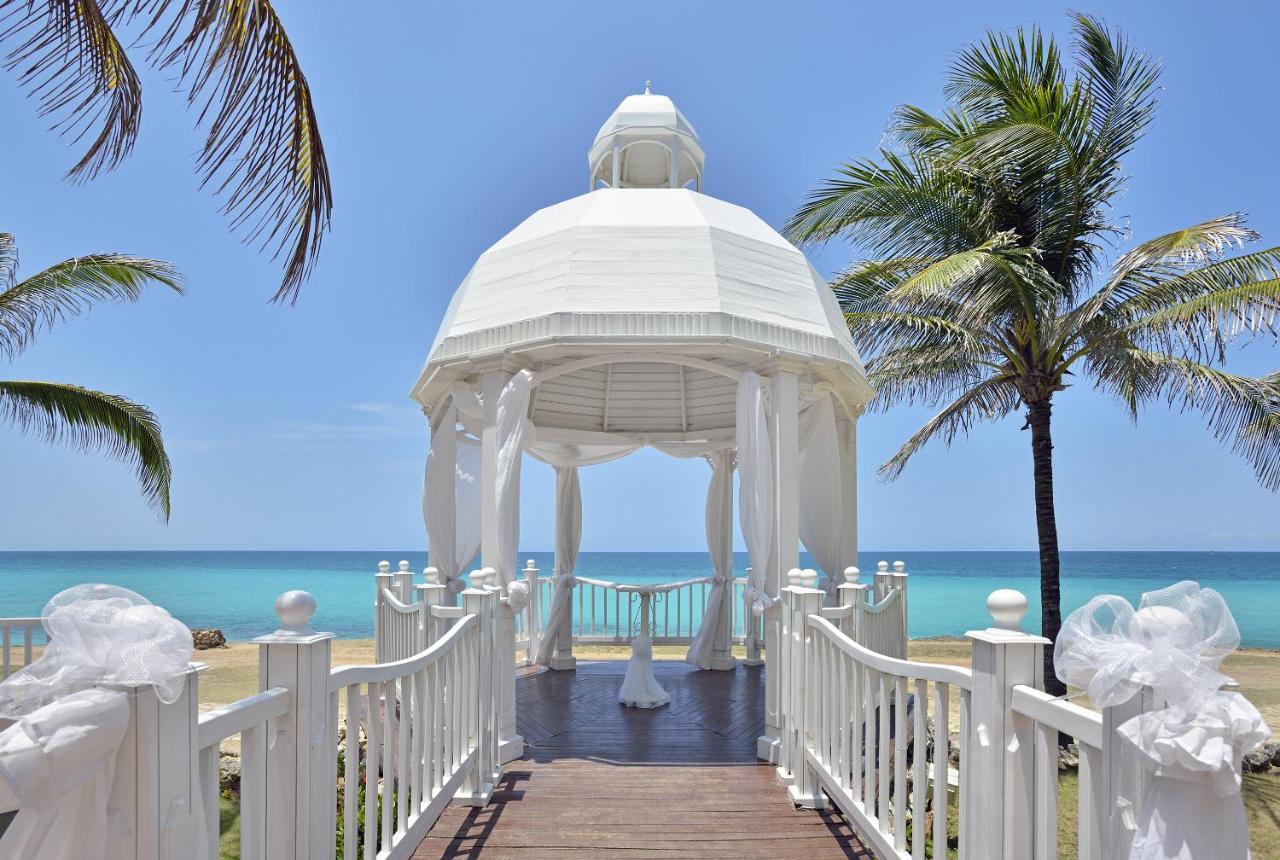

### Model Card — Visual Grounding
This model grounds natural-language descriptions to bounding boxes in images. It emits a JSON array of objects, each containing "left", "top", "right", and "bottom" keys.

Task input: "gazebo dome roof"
[
  {"left": 413, "top": 90, "right": 873, "bottom": 432},
  {"left": 424, "top": 187, "right": 863, "bottom": 369}
]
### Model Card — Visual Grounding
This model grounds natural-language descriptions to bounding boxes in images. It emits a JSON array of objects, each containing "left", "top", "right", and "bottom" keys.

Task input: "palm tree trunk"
[{"left": 1027, "top": 399, "right": 1065, "bottom": 696}]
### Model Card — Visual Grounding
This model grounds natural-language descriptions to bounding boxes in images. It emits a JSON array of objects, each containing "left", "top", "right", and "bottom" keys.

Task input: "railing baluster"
[
  {"left": 893, "top": 675, "right": 907, "bottom": 851},
  {"left": 364, "top": 681, "right": 380, "bottom": 860},
  {"left": 1032, "top": 720, "right": 1058, "bottom": 860},
  {"left": 851, "top": 658, "right": 862, "bottom": 804},
  {"left": 343, "top": 685, "right": 359, "bottom": 860},
  {"left": 397, "top": 675, "right": 410, "bottom": 835},
  {"left": 912, "top": 678, "right": 927, "bottom": 860},
  {"left": 878, "top": 671, "right": 890, "bottom": 836},
  {"left": 381, "top": 676, "right": 394, "bottom": 850},
  {"left": 933, "top": 682, "right": 949, "bottom": 860},
  {"left": 864, "top": 668, "right": 877, "bottom": 818},
  {"left": 958, "top": 687, "right": 971, "bottom": 860}
]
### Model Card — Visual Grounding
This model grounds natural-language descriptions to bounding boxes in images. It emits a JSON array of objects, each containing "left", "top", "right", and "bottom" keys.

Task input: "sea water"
[{"left": 0, "top": 550, "right": 1275, "bottom": 646}]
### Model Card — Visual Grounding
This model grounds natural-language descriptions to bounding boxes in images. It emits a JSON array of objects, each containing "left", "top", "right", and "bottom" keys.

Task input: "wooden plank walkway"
[{"left": 413, "top": 661, "right": 868, "bottom": 859}]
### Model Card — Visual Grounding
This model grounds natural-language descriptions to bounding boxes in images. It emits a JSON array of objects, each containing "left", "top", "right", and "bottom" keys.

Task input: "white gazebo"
[{"left": 411, "top": 84, "right": 874, "bottom": 764}]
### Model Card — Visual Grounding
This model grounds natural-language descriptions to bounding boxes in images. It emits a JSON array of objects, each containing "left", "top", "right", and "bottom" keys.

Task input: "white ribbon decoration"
[
  {"left": 1054, "top": 581, "right": 1271, "bottom": 860},
  {"left": 0, "top": 585, "right": 198, "bottom": 860}
]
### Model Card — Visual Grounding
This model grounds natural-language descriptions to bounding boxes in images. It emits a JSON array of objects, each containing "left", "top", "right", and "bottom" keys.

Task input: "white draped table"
[{"left": 616, "top": 584, "right": 676, "bottom": 709}]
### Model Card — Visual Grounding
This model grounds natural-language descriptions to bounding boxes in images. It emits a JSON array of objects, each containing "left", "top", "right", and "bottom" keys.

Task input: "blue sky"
[{"left": 2, "top": 1, "right": 1278, "bottom": 552}]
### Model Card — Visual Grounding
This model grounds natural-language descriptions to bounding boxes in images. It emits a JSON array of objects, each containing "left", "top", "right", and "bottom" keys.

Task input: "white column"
[
  {"left": 478, "top": 368, "right": 523, "bottom": 762},
  {"left": 759, "top": 366, "right": 799, "bottom": 763},
  {"left": 480, "top": 369, "right": 509, "bottom": 574},
  {"left": 964, "top": 590, "right": 1049, "bottom": 860},
  {"left": 839, "top": 414, "right": 858, "bottom": 568},
  {"left": 426, "top": 406, "right": 459, "bottom": 606},
  {"left": 711, "top": 457, "right": 736, "bottom": 671},
  {"left": 255, "top": 591, "right": 334, "bottom": 860},
  {"left": 611, "top": 140, "right": 621, "bottom": 187},
  {"left": 523, "top": 559, "right": 541, "bottom": 665}
]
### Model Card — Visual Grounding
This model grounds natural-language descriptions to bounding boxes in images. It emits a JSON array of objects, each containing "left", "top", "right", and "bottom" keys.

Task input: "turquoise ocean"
[{"left": 0, "top": 551, "right": 1276, "bottom": 647}]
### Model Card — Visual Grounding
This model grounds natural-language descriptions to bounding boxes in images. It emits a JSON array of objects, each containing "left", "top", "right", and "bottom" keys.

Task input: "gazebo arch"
[{"left": 413, "top": 84, "right": 874, "bottom": 765}]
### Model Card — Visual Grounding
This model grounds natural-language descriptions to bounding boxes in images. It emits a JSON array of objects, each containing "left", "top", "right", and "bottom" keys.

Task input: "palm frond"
[
  {"left": 122, "top": 0, "right": 331, "bottom": 303},
  {"left": 1111, "top": 215, "right": 1259, "bottom": 290},
  {"left": 784, "top": 151, "right": 987, "bottom": 258},
  {"left": 1089, "top": 349, "right": 1280, "bottom": 490},
  {"left": 0, "top": 380, "right": 172, "bottom": 518},
  {"left": 0, "top": 251, "right": 183, "bottom": 359},
  {"left": 1072, "top": 12, "right": 1160, "bottom": 168},
  {"left": 0, "top": 0, "right": 143, "bottom": 180},
  {"left": 879, "top": 377, "right": 1020, "bottom": 479}
]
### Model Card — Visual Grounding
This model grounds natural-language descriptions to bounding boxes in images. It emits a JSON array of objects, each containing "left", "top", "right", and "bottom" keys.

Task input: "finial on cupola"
[{"left": 588, "top": 82, "right": 704, "bottom": 191}]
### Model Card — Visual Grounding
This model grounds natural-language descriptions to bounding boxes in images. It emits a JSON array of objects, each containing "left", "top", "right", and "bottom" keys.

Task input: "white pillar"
[
  {"left": 255, "top": 591, "right": 334, "bottom": 860},
  {"left": 964, "top": 590, "right": 1049, "bottom": 860},
  {"left": 759, "top": 366, "right": 799, "bottom": 763},
  {"left": 839, "top": 414, "right": 858, "bottom": 568},
  {"left": 478, "top": 368, "right": 523, "bottom": 762},
  {"left": 711, "top": 453, "right": 736, "bottom": 671},
  {"left": 417, "top": 569, "right": 447, "bottom": 649},
  {"left": 611, "top": 140, "right": 621, "bottom": 187},
  {"left": 457, "top": 586, "right": 497, "bottom": 806}
]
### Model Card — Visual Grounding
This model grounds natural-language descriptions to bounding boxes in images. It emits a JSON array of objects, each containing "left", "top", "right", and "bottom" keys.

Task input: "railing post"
[
  {"left": 457, "top": 584, "right": 496, "bottom": 806},
  {"left": 106, "top": 666, "right": 203, "bottom": 860},
  {"left": 964, "top": 589, "right": 1049, "bottom": 860},
  {"left": 837, "top": 566, "right": 865, "bottom": 641},
  {"left": 417, "top": 567, "right": 448, "bottom": 650},
  {"left": 481, "top": 566, "right": 524, "bottom": 764},
  {"left": 394, "top": 560, "right": 415, "bottom": 603},
  {"left": 743, "top": 567, "right": 764, "bottom": 666},
  {"left": 523, "top": 560, "right": 540, "bottom": 664},
  {"left": 1099, "top": 687, "right": 1158, "bottom": 858},
  {"left": 781, "top": 569, "right": 826, "bottom": 809},
  {"left": 891, "top": 561, "right": 909, "bottom": 659},
  {"left": 874, "top": 560, "right": 891, "bottom": 603},
  {"left": 374, "top": 560, "right": 392, "bottom": 662},
  {"left": 255, "top": 590, "right": 335, "bottom": 860}
]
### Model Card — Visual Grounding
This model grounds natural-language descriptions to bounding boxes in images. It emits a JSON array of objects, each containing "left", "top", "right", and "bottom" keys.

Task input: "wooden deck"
[{"left": 412, "top": 661, "right": 868, "bottom": 859}]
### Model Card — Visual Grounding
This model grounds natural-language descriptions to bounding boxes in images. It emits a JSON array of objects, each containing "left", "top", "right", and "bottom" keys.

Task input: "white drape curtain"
[
  {"left": 535, "top": 466, "right": 582, "bottom": 667},
  {"left": 799, "top": 391, "right": 844, "bottom": 601},
  {"left": 736, "top": 371, "right": 774, "bottom": 615},
  {"left": 686, "top": 449, "right": 734, "bottom": 668},
  {"left": 493, "top": 370, "right": 536, "bottom": 588},
  {"left": 423, "top": 398, "right": 482, "bottom": 601}
]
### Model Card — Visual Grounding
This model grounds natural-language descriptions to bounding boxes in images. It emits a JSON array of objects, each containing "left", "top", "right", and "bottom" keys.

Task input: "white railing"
[
  {"left": 328, "top": 584, "right": 500, "bottom": 860},
  {"left": 0, "top": 617, "right": 41, "bottom": 680},
  {"left": 197, "top": 686, "right": 291, "bottom": 859},
  {"left": 778, "top": 570, "right": 970, "bottom": 859},
  {"left": 6, "top": 584, "right": 508, "bottom": 860},
  {"left": 777, "top": 574, "right": 1181, "bottom": 860},
  {"left": 548, "top": 574, "right": 751, "bottom": 644},
  {"left": 1008, "top": 685, "right": 1106, "bottom": 858}
]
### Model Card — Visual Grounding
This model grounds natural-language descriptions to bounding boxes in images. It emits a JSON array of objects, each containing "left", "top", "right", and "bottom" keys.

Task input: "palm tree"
[
  {"left": 1, "top": 233, "right": 184, "bottom": 519},
  {"left": 786, "top": 15, "right": 1280, "bottom": 693},
  {"left": 0, "top": 0, "right": 329, "bottom": 303}
]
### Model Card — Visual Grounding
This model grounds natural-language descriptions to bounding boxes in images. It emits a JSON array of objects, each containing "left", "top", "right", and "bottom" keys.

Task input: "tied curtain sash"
[{"left": 686, "top": 449, "right": 734, "bottom": 669}]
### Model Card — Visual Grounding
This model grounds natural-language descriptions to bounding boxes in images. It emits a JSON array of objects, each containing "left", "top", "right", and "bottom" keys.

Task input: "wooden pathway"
[{"left": 412, "top": 661, "right": 868, "bottom": 859}]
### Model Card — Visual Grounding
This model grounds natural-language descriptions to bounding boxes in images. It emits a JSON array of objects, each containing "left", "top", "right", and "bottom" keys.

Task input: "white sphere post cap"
[
  {"left": 275, "top": 590, "right": 317, "bottom": 634},
  {"left": 987, "top": 589, "right": 1028, "bottom": 631},
  {"left": 843, "top": 566, "right": 860, "bottom": 583}
]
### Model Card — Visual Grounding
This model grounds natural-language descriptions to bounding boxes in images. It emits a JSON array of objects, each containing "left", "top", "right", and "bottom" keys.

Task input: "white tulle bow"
[
  {"left": 0, "top": 584, "right": 194, "bottom": 719},
  {"left": 1054, "top": 581, "right": 1270, "bottom": 859}
]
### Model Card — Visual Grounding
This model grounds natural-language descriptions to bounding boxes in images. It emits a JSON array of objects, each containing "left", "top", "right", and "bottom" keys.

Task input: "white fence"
[
  {"left": 0, "top": 617, "right": 40, "bottom": 681},
  {"left": 773, "top": 573, "right": 1174, "bottom": 860},
  {"left": 373, "top": 559, "right": 909, "bottom": 668}
]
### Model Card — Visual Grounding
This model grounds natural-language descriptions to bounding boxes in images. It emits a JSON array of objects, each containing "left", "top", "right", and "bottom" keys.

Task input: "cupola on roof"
[{"left": 588, "top": 83, "right": 704, "bottom": 190}]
